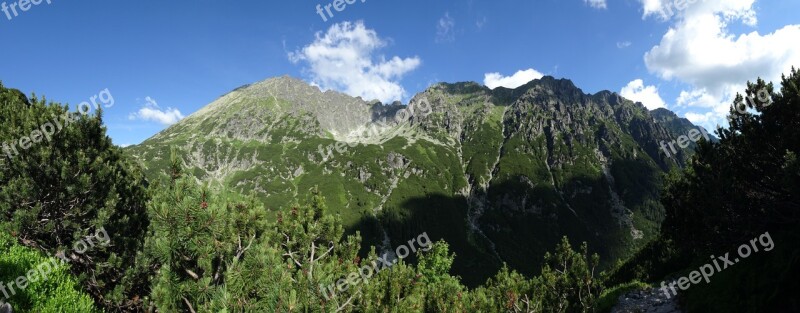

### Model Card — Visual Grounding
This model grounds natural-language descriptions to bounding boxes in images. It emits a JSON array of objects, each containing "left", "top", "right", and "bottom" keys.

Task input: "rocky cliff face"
[
  {"left": 128, "top": 76, "right": 695, "bottom": 285},
  {"left": 650, "top": 108, "right": 717, "bottom": 166}
]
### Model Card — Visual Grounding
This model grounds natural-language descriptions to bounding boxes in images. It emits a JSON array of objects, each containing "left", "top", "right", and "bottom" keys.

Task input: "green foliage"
[
  {"left": 0, "top": 78, "right": 613, "bottom": 311},
  {"left": 140, "top": 158, "right": 607, "bottom": 312},
  {"left": 610, "top": 68, "right": 800, "bottom": 311},
  {"left": 595, "top": 281, "right": 649, "bottom": 313},
  {"left": 140, "top": 152, "right": 366, "bottom": 311},
  {"left": 465, "top": 237, "right": 603, "bottom": 313},
  {"left": 141, "top": 176, "right": 270, "bottom": 311},
  {"left": 19, "top": 70, "right": 794, "bottom": 312},
  {"left": 604, "top": 236, "right": 687, "bottom": 286},
  {"left": 679, "top": 242, "right": 798, "bottom": 313},
  {"left": 660, "top": 70, "right": 800, "bottom": 252},
  {"left": 417, "top": 241, "right": 455, "bottom": 285},
  {"left": 127, "top": 77, "right": 684, "bottom": 288},
  {"left": 468, "top": 266, "right": 537, "bottom": 312},
  {"left": 661, "top": 69, "right": 800, "bottom": 312},
  {"left": 0, "top": 232, "right": 99, "bottom": 313},
  {"left": 356, "top": 255, "right": 428, "bottom": 312},
  {"left": 538, "top": 238, "right": 602, "bottom": 313},
  {"left": 0, "top": 82, "right": 150, "bottom": 311}
]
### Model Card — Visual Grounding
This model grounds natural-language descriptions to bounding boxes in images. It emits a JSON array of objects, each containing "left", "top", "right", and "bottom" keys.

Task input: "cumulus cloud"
[
  {"left": 128, "top": 96, "right": 185, "bottom": 125},
  {"left": 484, "top": 68, "right": 544, "bottom": 89},
  {"left": 288, "top": 21, "right": 421, "bottom": 104},
  {"left": 620, "top": 79, "right": 667, "bottom": 110},
  {"left": 640, "top": 0, "right": 800, "bottom": 127},
  {"left": 639, "top": 0, "right": 665, "bottom": 19},
  {"left": 436, "top": 12, "right": 456, "bottom": 43},
  {"left": 675, "top": 88, "right": 719, "bottom": 108},
  {"left": 585, "top": 0, "right": 607, "bottom": 9}
]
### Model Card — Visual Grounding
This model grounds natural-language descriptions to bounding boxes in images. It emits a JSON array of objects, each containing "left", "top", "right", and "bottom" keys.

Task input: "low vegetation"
[{"left": 1, "top": 68, "right": 798, "bottom": 312}]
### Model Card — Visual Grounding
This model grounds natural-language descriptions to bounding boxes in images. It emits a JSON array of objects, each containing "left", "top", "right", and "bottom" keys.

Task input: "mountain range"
[{"left": 127, "top": 75, "right": 711, "bottom": 285}]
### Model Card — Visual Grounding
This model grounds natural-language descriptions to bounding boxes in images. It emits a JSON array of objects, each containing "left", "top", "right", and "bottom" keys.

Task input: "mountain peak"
[
  {"left": 259, "top": 75, "right": 312, "bottom": 88},
  {"left": 129, "top": 71, "right": 705, "bottom": 287},
  {"left": 150, "top": 76, "right": 400, "bottom": 144}
]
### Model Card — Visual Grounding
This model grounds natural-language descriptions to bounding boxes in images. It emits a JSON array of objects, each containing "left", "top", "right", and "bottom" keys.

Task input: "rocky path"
[{"left": 610, "top": 284, "right": 682, "bottom": 313}]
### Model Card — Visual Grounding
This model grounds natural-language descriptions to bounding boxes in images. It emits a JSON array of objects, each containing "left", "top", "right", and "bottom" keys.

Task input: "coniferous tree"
[
  {"left": 142, "top": 153, "right": 364, "bottom": 312},
  {"left": 538, "top": 238, "right": 601, "bottom": 313},
  {"left": 610, "top": 68, "right": 800, "bottom": 311},
  {"left": 662, "top": 68, "right": 800, "bottom": 252},
  {"left": 140, "top": 148, "right": 269, "bottom": 312},
  {"left": 1, "top": 81, "right": 615, "bottom": 312},
  {"left": 0, "top": 82, "right": 150, "bottom": 311}
]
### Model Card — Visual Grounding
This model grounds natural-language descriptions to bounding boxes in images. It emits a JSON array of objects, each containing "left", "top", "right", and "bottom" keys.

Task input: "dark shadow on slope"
[
  {"left": 345, "top": 212, "right": 385, "bottom": 255},
  {"left": 344, "top": 167, "right": 665, "bottom": 288},
  {"left": 479, "top": 177, "right": 616, "bottom": 279},
  {"left": 383, "top": 193, "right": 503, "bottom": 287},
  {"left": 345, "top": 192, "right": 504, "bottom": 287}
]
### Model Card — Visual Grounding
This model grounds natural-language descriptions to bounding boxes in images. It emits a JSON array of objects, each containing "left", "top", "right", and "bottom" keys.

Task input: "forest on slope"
[
  {"left": 126, "top": 76, "right": 695, "bottom": 288},
  {"left": 0, "top": 68, "right": 798, "bottom": 312}
]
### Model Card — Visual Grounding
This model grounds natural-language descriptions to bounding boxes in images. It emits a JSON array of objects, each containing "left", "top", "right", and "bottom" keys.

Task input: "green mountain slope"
[{"left": 127, "top": 75, "right": 699, "bottom": 285}]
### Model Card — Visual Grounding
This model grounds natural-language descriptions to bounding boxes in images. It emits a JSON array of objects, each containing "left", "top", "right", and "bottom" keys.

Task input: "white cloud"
[
  {"left": 484, "top": 68, "right": 544, "bottom": 89},
  {"left": 288, "top": 21, "right": 421, "bottom": 104},
  {"left": 436, "top": 12, "right": 456, "bottom": 43},
  {"left": 684, "top": 111, "right": 717, "bottom": 124},
  {"left": 128, "top": 96, "right": 185, "bottom": 125},
  {"left": 585, "top": 0, "right": 607, "bottom": 9},
  {"left": 639, "top": 0, "right": 800, "bottom": 128},
  {"left": 639, "top": 0, "right": 665, "bottom": 19},
  {"left": 638, "top": 0, "right": 756, "bottom": 23},
  {"left": 675, "top": 88, "right": 719, "bottom": 108},
  {"left": 131, "top": 107, "right": 185, "bottom": 125},
  {"left": 616, "top": 41, "right": 632, "bottom": 49},
  {"left": 620, "top": 79, "right": 667, "bottom": 110}
]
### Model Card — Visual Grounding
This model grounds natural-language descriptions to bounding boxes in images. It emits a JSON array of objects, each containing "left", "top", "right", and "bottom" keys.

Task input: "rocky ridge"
[{"left": 127, "top": 75, "right": 702, "bottom": 285}]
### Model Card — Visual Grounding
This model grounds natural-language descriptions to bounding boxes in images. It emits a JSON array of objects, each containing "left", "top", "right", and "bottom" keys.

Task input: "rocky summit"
[{"left": 127, "top": 75, "right": 701, "bottom": 285}]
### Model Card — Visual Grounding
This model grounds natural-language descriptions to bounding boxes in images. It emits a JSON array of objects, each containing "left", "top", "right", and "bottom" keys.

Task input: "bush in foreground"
[{"left": 0, "top": 231, "right": 99, "bottom": 313}]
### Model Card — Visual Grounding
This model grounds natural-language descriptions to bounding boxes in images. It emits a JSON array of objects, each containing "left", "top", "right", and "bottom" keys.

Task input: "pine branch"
[
  {"left": 182, "top": 296, "right": 197, "bottom": 313},
  {"left": 335, "top": 292, "right": 358, "bottom": 312}
]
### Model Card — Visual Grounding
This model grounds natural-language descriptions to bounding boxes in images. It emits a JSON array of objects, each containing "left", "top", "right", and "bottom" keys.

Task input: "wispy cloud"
[
  {"left": 476, "top": 16, "right": 488, "bottom": 30},
  {"left": 585, "top": 0, "right": 608, "bottom": 9},
  {"left": 436, "top": 12, "right": 456, "bottom": 43}
]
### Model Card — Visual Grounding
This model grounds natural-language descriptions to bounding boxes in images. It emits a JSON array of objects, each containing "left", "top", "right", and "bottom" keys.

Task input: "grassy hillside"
[{"left": 127, "top": 76, "right": 693, "bottom": 286}]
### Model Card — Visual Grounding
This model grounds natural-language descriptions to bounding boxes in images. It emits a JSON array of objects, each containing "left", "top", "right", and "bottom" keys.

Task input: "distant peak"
[
  {"left": 593, "top": 90, "right": 615, "bottom": 97},
  {"left": 487, "top": 75, "right": 580, "bottom": 92},
  {"left": 255, "top": 75, "right": 311, "bottom": 87},
  {"left": 650, "top": 107, "right": 677, "bottom": 117},
  {"left": 530, "top": 76, "right": 579, "bottom": 90},
  {"left": 429, "top": 81, "right": 490, "bottom": 95}
]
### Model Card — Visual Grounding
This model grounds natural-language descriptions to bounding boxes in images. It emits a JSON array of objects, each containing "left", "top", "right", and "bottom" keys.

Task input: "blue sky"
[{"left": 1, "top": 0, "right": 798, "bottom": 146}]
